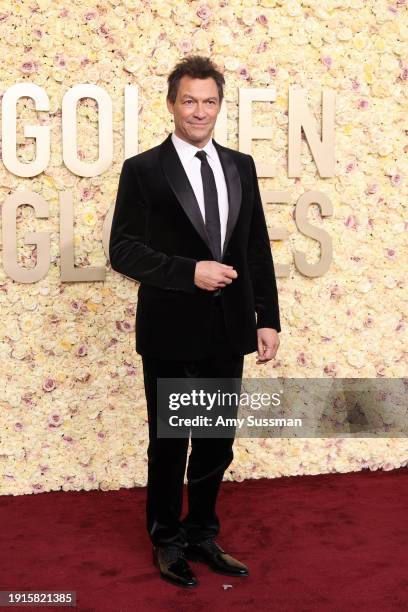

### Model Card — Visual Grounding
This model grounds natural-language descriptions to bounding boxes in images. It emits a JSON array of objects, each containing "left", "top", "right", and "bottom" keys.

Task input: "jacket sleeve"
[
  {"left": 247, "top": 155, "right": 281, "bottom": 332},
  {"left": 109, "top": 158, "right": 197, "bottom": 293}
]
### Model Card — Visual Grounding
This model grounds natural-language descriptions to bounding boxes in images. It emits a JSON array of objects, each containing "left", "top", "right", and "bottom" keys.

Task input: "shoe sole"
[{"left": 159, "top": 574, "right": 198, "bottom": 588}]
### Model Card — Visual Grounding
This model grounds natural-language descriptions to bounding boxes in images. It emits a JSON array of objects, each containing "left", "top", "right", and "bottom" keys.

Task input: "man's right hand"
[{"left": 194, "top": 261, "right": 238, "bottom": 291}]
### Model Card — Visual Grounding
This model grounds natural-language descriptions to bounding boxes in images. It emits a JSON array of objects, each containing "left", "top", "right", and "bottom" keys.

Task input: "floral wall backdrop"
[{"left": 0, "top": 0, "right": 407, "bottom": 495}]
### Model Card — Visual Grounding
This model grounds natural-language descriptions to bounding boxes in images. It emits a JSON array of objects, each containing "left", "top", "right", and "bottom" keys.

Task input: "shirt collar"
[{"left": 171, "top": 131, "right": 217, "bottom": 164}]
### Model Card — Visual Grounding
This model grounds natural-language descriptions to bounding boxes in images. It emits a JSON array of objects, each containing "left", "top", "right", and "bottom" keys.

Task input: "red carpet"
[{"left": 1, "top": 467, "right": 408, "bottom": 611}]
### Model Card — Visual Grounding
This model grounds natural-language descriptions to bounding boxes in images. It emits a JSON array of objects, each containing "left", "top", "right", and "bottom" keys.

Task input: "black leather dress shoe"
[
  {"left": 184, "top": 538, "right": 249, "bottom": 577},
  {"left": 152, "top": 545, "right": 198, "bottom": 588}
]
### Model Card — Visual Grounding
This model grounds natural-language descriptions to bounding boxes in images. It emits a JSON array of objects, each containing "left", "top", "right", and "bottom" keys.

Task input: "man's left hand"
[{"left": 256, "top": 328, "right": 280, "bottom": 365}]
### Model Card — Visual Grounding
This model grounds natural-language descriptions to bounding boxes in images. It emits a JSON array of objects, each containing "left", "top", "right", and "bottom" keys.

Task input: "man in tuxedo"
[{"left": 109, "top": 55, "right": 281, "bottom": 588}]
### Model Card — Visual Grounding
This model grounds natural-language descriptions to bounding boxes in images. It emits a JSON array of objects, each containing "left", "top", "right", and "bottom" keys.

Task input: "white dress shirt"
[{"left": 171, "top": 131, "right": 229, "bottom": 254}]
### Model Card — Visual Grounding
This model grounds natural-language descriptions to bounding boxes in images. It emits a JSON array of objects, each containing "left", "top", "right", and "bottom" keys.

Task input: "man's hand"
[
  {"left": 256, "top": 328, "right": 280, "bottom": 365},
  {"left": 194, "top": 261, "right": 238, "bottom": 291}
]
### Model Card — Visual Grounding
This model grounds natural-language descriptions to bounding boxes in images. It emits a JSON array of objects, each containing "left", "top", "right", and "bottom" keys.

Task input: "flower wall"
[{"left": 0, "top": 0, "right": 407, "bottom": 495}]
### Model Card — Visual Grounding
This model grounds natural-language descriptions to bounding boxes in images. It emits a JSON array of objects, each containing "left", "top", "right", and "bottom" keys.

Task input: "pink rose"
[
  {"left": 321, "top": 56, "right": 332, "bottom": 69},
  {"left": 197, "top": 4, "right": 211, "bottom": 20},
  {"left": 358, "top": 99, "right": 369, "bottom": 109},
  {"left": 297, "top": 352, "right": 307, "bottom": 366},
  {"left": 43, "top": 378, "right": 57, "bottom": 392},
  {"left": 178, "top": 39, "right": 192, "bottom": 53},
  {"left": 323, "top": 363, "right": 337, "bottom": 377},
  {"left": 390, "top": 174, "right": 402, "bottom": 186},
  {"left": 21, "top": 60, "right": 38, "bottom": 74},
  {"left": 76, "top": 345, "right": 88, "bottom": 357},
  {"left": 345, "top": 215, "right": 357, "bottom": 229},
  {"left": 351, "top": 78, "right": 361, "bottom": 91},
  {"left": 84, "top": 9, "right": 98, "bottom": 20}
]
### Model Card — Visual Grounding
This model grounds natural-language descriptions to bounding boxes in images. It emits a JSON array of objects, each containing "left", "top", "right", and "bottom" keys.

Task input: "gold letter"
[
  {"left": 294, "top": 191, "right": 333, "bottom": 277},
  {"left": 2, "top": 191, "right": 50, "bottom": 282},
  {"left": 288, "top": 87, "right": 335, "bottom": 178}
]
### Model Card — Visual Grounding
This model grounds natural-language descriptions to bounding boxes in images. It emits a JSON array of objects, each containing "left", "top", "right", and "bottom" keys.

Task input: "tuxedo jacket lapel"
[
  {"left": 159, "top": 133, "right": 242, "bottom": 259},
  {"left": 212, "top": 139, "right": 242, "bottom": 257},
  {"left": 160, "top": 134, "right": 211, "bottom": 253}
]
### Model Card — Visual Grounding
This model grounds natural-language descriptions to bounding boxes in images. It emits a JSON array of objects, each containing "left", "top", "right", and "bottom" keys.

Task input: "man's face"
[{"left": 166, "top": 76, "right": 221, "bottom": 148}]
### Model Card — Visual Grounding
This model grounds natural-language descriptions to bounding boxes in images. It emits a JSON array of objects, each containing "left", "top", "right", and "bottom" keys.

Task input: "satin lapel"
[
  {"left": 159, "top": 134, "right": 211, "bottom": 252},
  {"left": 212, "top": 139, "right": 242, "bottom": 258}
]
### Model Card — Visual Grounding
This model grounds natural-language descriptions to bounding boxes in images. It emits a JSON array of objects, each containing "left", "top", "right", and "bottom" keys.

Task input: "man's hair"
[{"left": 167, "top": 55, "right": 225, "bottom": 104}]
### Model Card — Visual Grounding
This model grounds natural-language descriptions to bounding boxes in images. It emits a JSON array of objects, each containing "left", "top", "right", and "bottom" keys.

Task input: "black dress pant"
[{"left": 141, "top": 295, "right": 244, "bottom": 548}]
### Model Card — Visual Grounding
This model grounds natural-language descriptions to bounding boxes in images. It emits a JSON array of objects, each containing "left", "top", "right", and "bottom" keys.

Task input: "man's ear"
[{"left": 166, "top": 97, "right": 174, "bottom": 115}]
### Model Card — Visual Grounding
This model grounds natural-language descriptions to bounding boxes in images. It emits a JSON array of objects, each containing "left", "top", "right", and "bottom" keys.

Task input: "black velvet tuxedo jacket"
[{"left": 109, "top": 133, "right": 281, "bottom": 361}]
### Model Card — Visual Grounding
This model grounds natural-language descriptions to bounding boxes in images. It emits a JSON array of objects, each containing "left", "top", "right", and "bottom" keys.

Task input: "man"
[{"left": 109, "top": 55, "right": 281, "bottom": 588}]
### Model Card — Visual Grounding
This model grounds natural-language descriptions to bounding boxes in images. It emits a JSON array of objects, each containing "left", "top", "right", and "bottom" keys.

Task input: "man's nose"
[{"left": 193, "top": 103, "right": 207, "bottom": 118}]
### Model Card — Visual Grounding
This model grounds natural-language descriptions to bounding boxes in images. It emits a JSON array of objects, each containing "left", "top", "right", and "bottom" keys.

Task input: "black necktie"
[{"left": 195, "top": 150, "right": 221, "bottom": 262}]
